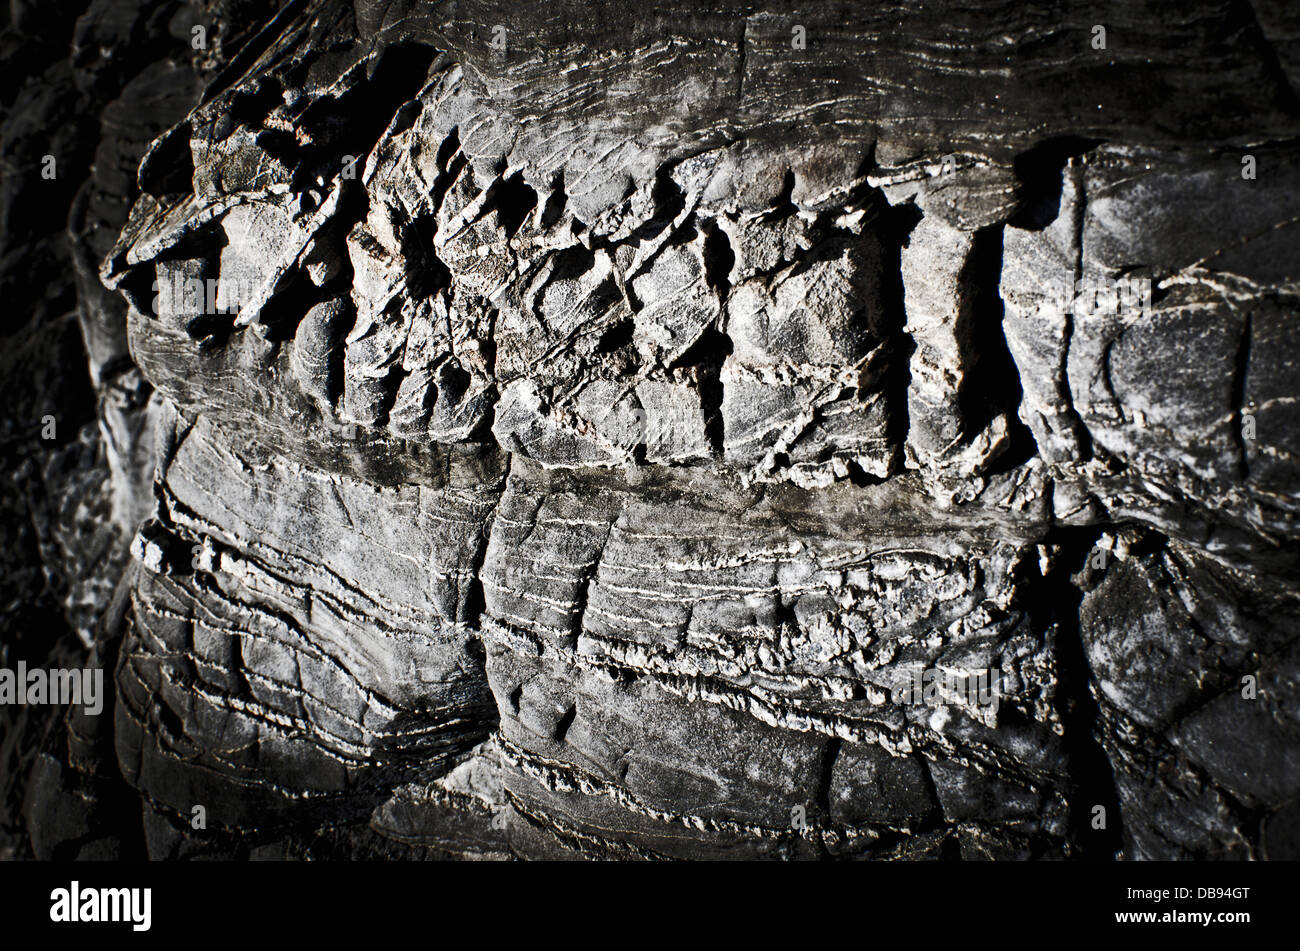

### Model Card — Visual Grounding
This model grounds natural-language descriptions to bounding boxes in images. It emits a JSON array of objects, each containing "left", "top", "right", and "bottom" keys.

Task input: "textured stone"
[{"left": 5, "top": 0, "right": 1300, "bottom": 862}]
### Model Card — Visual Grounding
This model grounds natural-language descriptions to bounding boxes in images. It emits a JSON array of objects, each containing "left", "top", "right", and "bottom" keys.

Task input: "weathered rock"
[{"left": 4, "top": 0, "right": 1299, "bottom": 861}]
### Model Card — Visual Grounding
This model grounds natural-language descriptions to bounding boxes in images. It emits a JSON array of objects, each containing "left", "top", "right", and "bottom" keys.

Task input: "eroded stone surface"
[{"left": 5, "top": 0, "right": 1300, "bottom": 860}]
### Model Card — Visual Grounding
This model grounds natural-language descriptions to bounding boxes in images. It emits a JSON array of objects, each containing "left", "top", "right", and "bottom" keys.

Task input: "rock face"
[{"left": 3, "top": 0, "right": 1299, "bottom": 860}]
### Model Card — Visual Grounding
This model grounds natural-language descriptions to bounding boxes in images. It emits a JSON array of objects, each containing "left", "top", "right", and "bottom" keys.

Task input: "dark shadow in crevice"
[
  {"left": 1031, "top": 524, "right": 1125, "bottom": 859},
  {"left": 869, "top": 192, "right": 922, "bottom": 459},
  {"left": 625, "top": 164, "right": 686, "bottom": 248},
  {"left": 958, "top": 225, "right": 1039, "bottom": 474},
  {"left": 1008, "top": 136, "right": 1102, "bottom": 231},
  {"left": 597, "top": 318, "right": 634, "bottom": 354},
  {"left": 406, "top": 212, "right": 453, "bottom": 299},
  {"left": 484, "top": 172, "right": 537, "bottom": 239},
  {"left": 288, "top": 43, "right": 439, "bottom": 194},
  {"left": 700, "top": 219, "right": 734, "bottom": 298},
  {"left": 762, "top": 168, "right": 798, "bottom": 223},
  {"left": 553, "top": 705, "right": 577, "bottom": 743},
  {"left": 539, "top": 170, "right": 568, "bottom": 229},
  {"left": 672, "top": 326, "right": 732, "bottom": 457}
]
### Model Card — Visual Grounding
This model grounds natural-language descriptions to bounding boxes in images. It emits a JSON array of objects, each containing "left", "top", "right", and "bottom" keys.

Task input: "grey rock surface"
[{"left": 3, "top": 0, "right": 1299, "bottom": 860}]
